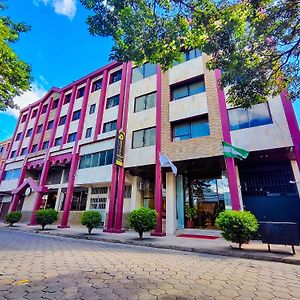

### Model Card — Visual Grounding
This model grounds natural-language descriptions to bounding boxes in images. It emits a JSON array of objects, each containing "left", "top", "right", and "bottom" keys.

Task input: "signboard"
[{"left": 114, "top": 129, "right": 125, "bottom": 167}]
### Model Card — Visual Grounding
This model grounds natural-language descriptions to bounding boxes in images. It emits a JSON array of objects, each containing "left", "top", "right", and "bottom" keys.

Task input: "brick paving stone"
[{"left": 1, "top": 229, "right": 300, "bottom": 300}]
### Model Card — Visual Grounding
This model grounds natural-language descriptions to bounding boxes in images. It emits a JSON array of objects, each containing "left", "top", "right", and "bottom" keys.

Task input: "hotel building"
[{"left": 0, "top": 52, "right": 299, "bottom": 234}]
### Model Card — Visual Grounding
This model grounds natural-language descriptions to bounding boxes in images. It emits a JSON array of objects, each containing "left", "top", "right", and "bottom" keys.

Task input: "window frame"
[
  {"left": 132, "top": 127, "right": 156, "bottom": 149},
  {"left": 103, "top": 120, "right": 117, "bottom": 133},
  {"left": 134, "top": 92, "right": 156, "bottom": 113},
  {"left": 109, "top": 70, "right": 122, "bottom": 84},
  {"left": 92, "top": 79, "right": 102, "bottom": 92},
  {"left": 77, "top": 87, "right": 85, "bottom": 99},
  {"left": 42, "top": 141, "right": 49, "bottom": 150},
  {"left": 72, "top": 110, "right": 81, "bottom": 121},
  {"left": 67, "top": 133, "right": 77, "bottom": 143},
  {"left": 171, "top": 78, "right": 206, "bottom": 101},
  {"left": 106, "top": 95, "right": 120, "bottom": 109},
  {"left": 85, "top": 127, "right": 92, "bottom": 138},
  {"left": 89, "top": 104, "right": 96, "bottom": 114}
]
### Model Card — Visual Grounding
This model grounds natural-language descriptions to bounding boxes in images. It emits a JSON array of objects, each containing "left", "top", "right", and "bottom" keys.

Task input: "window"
[
  {"left": 64, "top": 93, "right": 72, "bottom": 104},
  {"left": 31, "top": 144, "right": 38, "bottom": 153},
  {"left": 106, "top": 95, "right": 119, "bottom": 109},
  {"left": 85, "top": 127, "right": 92, "bottom": 138},
  {"left": 110, "top": 70, "right": 122, "bottom": 84},
  {"left": 72, "top": 110, "right": 81, "bottom": 121},
  {"left": 135, "top": 92, "right": 156, "bottom": 112},
  {"left": 132, "top": 63, "right": 157, "bottom": 82},
  {"left": 67, "top": 133, "right": 77, "bottom": 143},
  {"left": 172, "top": 80, "right": 205, "bottom": 101},
  {"left": 103, "top": 120, "right": 117, "bottom": 133},
  {"left": 92, "top": 79, "right": 102, "bottom": 92},
  {"left": 77, "top": 87, "right": 85, "bottom": 99},
  {"left": 79, "top": 149, "right": 114, "bottom": 169},
  {"left": 16, "top": 133, "right": 22, "bottom": 141},
  {"left": 124, "top": 185, "right": 132, "bottom": 198},
  {"left": 47, "top": 120, "right": 54, "bottom": 130},
  {"left": 42, "top": 141, "right": 49, "bottom": 149},
  {"left": 132, "top": 127, "right": 156, "bottom": 148},
  {"left": 26, "top": 128, "right": 33, "bottom": 137},
  {"left": 54, "top": 137, "right": 62, "bottom": 146},
  {"left": 91, "top": 187, "right": 108, "bottom": 194},
  {"left": 172, "top": 116, "right": 210, "bottom": 141},
  {"left": 10, "top": 150, "right": 16, "bottom": 158},
  {"left": 37, "top": 124, "right": 43, "bottom": 134},
  {"left": 42, "top": 105, "right": 48, "bottom": 114},
  {"left": 21, "top": 114, "right": 27, "bottom": 123},
  {"left": 31, "top": 109, "right": 38, "bottom": 118},
  {"left": 52, "top": 99, "right": 59, "bottom": 109},
  {"left": 20, "top": 147, "right": 27, "bottom": 156},
  {"left": 0, "top": 146, "right": 4, "bottom": 154},
  {"left": 174, "top": 49, "right": 202, "bottom": 65},
  {"left": 89, "top": 104, "right": 96, "bottom": 114},
  {"left": 3, "top": 168, "right": 21, "bottom": 181},
  {"left": 228, "top": 103, "right": 273, "bottom": 131},
  {"left": 59, "top": 115, "right": 67, "bottom": 126},
  {"left": 90, "top": 197, "right": 106, "bottom": 210}
]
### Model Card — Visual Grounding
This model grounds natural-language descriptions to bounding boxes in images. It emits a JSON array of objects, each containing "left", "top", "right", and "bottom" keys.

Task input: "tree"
[
  {"left": 80, "top": 0, "right": 299, "bottom": 108},
  {"left": 80, "top": 210, "right": 102, "bottom": 234},
  {"left": 0, "top": 0, "right": 32, "bottom": 111}
]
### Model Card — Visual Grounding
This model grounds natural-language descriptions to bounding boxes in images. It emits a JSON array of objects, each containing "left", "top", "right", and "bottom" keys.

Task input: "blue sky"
[{"left": 0, "top": 0, "right": 299, "bottom": 141}]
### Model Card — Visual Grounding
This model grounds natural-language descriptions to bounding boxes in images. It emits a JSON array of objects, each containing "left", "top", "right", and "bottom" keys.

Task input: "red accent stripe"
[{"left": 176, "top": 234, "right": 219, "bottom": 240}]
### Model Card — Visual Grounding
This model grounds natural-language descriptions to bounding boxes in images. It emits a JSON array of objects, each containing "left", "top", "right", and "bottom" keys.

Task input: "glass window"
[
  {"left": 91, "top": 153, "right": 100, "bottom": 167},
  {"left": 20, "top": 147, "right": 27, "bottom": 155},
  {"left": 0, "top": 146, "right": 4, "bottom": 154},
  {"left": 99, "top": 151, "right": 106, "bottom": 166},
  {"left": 72, "top": 110, "right": 81, "bottom": 121},
  {"left": 3, "top": 168, "right": 21, "bottom": 180},
  {"left": 172, "top": 79, "right": 205, "bottom": 101},
  {"left": 10, "top": 150, "right": 16, "bottom": 158},
  {"left": 92, "top": 79, "right": 102, "bottom": 92},
  {"left": 16, "top": 133, "right": 22, "bottom": 141},
  {"left": 42, "top": 105, "right": 48, "bottom": 114},
  {"left": 134, "top": 92, "right": 156, "bottom": 112},
  {"left": 47, "top": 120, "right": 54, "bottom": 130},
  {"left": 52, "top": 99, "right": 59, "bottom": 109},
  {"left": 26, "top": 128, "right": 32, "bottom": 137},
  {"left": 21, "top": 114, "right": 27, "bottom": 123},
  {"left": 79, "top": 154, "right": 92, "bottom": 169},
  {"left": 64, "top": 93, "right": 71, "bottom": 104},
  {"left": 37, "top": 125, "right": 43, "bottom": 134},
  {"left": 59, "top": 115, "right": 67, "bottom": 126},
  {"left": 89, "top": 104, "right": 96, "bottom": 114},
  {"left": 132, "top": 127, "right": 156, "bottom": 148},
  {"left": 103, "top": 120, "right": 117, "bottom": 133},
  {"left": 110, "top": 70, "right": 122, "bottom": 84},
  {"left": 77, "top": 87, "right": 85, "bottom": 98},
  {"left": 85, "top": 127, "right": 92, "bottom": 138},
  {"left": 228, "top": 103, "right": 272, "bottom": 131},
  {"left": 172, "top": 117, "right": 210, "bottom": 141},
  {"left": 67, "top": 133, "right": 77, "bottom": 143},
  {"left": 131, "top": 63, "right": 157, "bottom": 82},
  {"left": 124, "top": 185, "right": 132, "bottom": 198},
  {"left": 79, "top": 150, "right": 114, "bottom": 169},
  {"left": 54, "top": 137, "right": 62, "bottom": 146},
  {"left": 42, "top": 141, "right": 49, "bottom": 149},
  {"left": 31, "top": 109, "right": 38, "bottom": 118},
  {"left": 106, "top": 95, "right": 120, "bottom": 109},
  {"left": 105, "top": 149, "right": 113, "bottom": 165},
  {"left": 31, "top": 144, "right": 38, "bottom": 153}
]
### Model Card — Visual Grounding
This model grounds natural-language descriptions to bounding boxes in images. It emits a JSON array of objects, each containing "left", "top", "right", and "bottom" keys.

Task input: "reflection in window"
[
  {"left": 132, "top": 127, "right": 156, "bottom": 148},
  {"left": 131, "top": 63, "right": 157, "bottom": 82},
  {"left": 79, "top": 149, "right": 114, "bottom": 169},
  {"left": 174, "top": 49, "right": 202, "bottom": 65},
  {"left": 172, "top": 80, "right": 205, "bottom": 101},
  {"left": 228, "top": 103, "right": 272, "bottom": 131},
  {"left": 172, "top": 116, "right": 210, "bottom": 141},
  {"left": 134, "top": 92, "right": 156, "bottom": 112},
  {"left": 103, "top": 120, "right": 117, "bottom": 133}
]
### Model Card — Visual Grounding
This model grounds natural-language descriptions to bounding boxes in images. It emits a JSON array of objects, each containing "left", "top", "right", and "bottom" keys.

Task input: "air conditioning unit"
[{"left": 138, "top": 181, "right": 145, "bottom": 190}]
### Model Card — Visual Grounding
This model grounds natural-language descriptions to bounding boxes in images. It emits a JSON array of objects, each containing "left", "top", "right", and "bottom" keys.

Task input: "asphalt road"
[{"left": 0, "top": 229, "right": 299, "bottom": 300}]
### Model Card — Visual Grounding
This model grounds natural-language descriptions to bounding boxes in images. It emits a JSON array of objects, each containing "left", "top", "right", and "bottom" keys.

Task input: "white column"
[
  {"left": 166, "top": 172, "right": 177, "bottom": 235},
  {"left": 291, "top": 160, "right": 300, "bottom": 195},
  {"left": 235, "top": 166, "right": 244, "bottom": 210},
  {"left": 55, "top": 188, "right": 62, "bottom": 211},
  {"left": 86, "top": 187, "right": 92, "bottom": 210},
  {"left": 130, "top": 176, "right": 142, "bottom": 211}
]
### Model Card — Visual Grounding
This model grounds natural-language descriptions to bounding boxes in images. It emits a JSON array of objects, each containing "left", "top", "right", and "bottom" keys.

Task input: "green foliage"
[
  {"left": 35, "top": 209, "right": 58, "bottom": 230},
  {"left": 185, "top": 206, "right": 197, "bottom": 220},
  {"left": 5, "top": 211, "right": 22, "bottom": 226},
  {"left": 216, "top": 210, "right": 259, "bottom": 248},
  {"left": 80, "top": 210, "right": 102, "bottom": 234},
  {"left": 128, "top": 207, "right": 158, "bottom": 239},
  {"left": 0, "top": 0, "right": 32, "bottom": 111},
  {"left": 81, "top": 0, "right": 299, "bottom": 107}
]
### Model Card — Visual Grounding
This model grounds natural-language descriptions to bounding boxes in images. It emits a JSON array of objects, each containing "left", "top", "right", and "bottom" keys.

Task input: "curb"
[{"left": 2, "top": 226, "right": 300, "bottom": 265}]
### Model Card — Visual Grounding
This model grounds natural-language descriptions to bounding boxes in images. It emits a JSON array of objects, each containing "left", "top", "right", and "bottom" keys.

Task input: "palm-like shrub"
[
  {"left": 35, "top": 209, "right": 58, "bottom": 230},
  {"left": 5, "top": 211, "right": 22, "bottom": 226},
  {"left": 216, "top": 210, "right": 259, "bottom": 248},
  {"left": 80, "top": 210, "right": 102, "bottom": 234},
  {"left": 128, "top": 207, "right": 158, "bottom": 239}
]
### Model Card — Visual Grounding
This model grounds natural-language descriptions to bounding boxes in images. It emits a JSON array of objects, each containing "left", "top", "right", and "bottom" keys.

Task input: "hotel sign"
[{"left": 114, "top": 129, "right": 125, "bottom": 167}]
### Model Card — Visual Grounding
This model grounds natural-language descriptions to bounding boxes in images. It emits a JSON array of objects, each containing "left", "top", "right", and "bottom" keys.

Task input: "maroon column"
[
  {"left": 105, "top": 63, "right": 128, "bottom": 232},
  {"left": 59, "top": 79, "right": 92, "bottom": 228},
  {"left": 152, "top": 65, "right": 166, "bottom": 236},
  {"left": 9, "top": 165, "right": 28, "bottom": 212},
  {"left": 215, "top": 70, "right": 241, "bottom": 210},
  {"left": 113, "top": 62, "right": 132, "bottom": 232},
  {"left": 28, "top": 160, "right": 50, "bottom": 225},
  {"left": 27, "top": 103, "right": 43, "bottom": 153}
]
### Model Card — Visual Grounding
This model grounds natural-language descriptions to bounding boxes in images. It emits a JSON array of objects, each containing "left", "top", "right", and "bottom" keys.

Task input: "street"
[{"left": 0, "top": 229, "right": 299, "bottom": 300}]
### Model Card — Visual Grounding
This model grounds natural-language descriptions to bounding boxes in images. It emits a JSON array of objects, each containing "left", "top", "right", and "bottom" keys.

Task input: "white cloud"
[
  {"left": 34, "top": 0, "right": 77, "bottom": 20},
  {"left": 5, "top": 82, "right": 47, "bottom": 118}
]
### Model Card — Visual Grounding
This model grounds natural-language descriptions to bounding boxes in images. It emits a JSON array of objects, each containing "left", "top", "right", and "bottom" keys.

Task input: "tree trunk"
[
  {"left": 42, "top": 224, "right": 46, "bottom": 230},
  {"left": 88, "top": 228, "right": 92, "bottom": 234},
  {"left": 138, "top": 231, "right": 143, "bottom": 239}
]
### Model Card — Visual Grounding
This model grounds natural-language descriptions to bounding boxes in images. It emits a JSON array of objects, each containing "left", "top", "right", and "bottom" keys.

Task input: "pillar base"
[
  {"left": 103, "top": 228, "right": 125, "bottom": 233},
  {"left": 151, "top": 231, "right": 166, "bottom": 237},
  {"left": 57, "top": 225, "right": 70, "bottom": 229}
]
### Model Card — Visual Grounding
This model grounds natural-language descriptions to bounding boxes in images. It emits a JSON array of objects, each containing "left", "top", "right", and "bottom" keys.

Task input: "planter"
[{"left": 186, "top": 219, "right": 194, "bottom": 229}]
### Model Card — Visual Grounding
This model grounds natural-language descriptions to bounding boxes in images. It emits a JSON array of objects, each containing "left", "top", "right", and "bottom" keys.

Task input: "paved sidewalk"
[{"left": 1, "top": 222, "right": 300, "bottom": 265}]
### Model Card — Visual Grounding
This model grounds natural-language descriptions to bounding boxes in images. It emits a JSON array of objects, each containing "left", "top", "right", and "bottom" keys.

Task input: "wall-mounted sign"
[
  {"left": 114, "top": 129, "right": 125, "bottom": 167},
  {"left": 24, "top": 187, "right": 32, "bottom": 197}
]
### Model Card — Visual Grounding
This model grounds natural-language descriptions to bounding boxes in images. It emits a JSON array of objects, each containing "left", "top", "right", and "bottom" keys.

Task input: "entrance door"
[{"left": 90, "top": 187, "right": 109, "bottom": 226}]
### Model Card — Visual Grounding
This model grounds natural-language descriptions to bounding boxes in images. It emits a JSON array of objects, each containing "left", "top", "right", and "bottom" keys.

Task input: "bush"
[
  {"left": 35, "top": 209, "right": 58, "bottom": 230},
  {"left": 80, "top": 210, "right": 102, "bottom": 234},
  {"left": 128, "top": 207, "right": 158, "bottom": 239},
  {"left": 216, "top": 210, "right": 259, "bottom": 248},
  {"left": 5, "top": 211, "right": 22, "bottom": 226}
]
